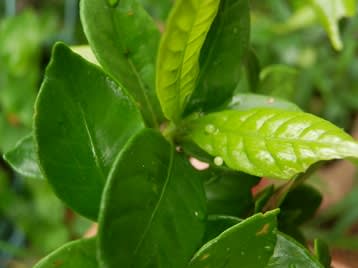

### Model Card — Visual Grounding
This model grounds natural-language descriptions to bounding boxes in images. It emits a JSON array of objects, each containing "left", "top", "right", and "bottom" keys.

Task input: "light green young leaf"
[
  {"left": 185, "top": 0, "right": 250, "bottom": 113},
  {"left": 156, "top": 0, "right": 220, "bottom": 122},
  {"left": 185, "top": 108, "right": 358, "bottom": 179},
  {"left": 81, "top": 0, "right": 163, "bottom": 127},
  {"left": 33, "top": 238, "right": 98, "bottom": 268},
  {"left": 3, "top": 134, "right": 44, "bottom": 179},
  {"left": 34, "top": 43, "right": 144, "bottom": 220},
  {"left": 188, "top": 210, "right": 278, "bottom": 268},
  {"left": 99, "top": 129, "right": 206, "bottom": 268},
  {"left": 309, "top": 0, "right": 356, "bottom": 50}
]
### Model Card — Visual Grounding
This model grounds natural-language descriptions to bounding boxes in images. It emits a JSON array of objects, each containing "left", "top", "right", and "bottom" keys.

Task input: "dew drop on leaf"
[
  {"left": 214, "top": 156, "right": 224, "bottom": 166},
  {"left": 264, "top": 245, "right": 272, "bottom": 251},
  {"left": 205, "top": 124, "right": 216, "bottom": 134}
]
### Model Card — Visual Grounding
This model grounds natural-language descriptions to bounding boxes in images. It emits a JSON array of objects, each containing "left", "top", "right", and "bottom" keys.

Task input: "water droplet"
[
  {"left": 264, "top": 245, "right": 272, "bottom": 251},
  {"left": 267, "top": 97, "right": 275, "bottom": 104},
  {"left": 107, "top": 0, "right": 119, "bottom": 7},
  {"left": 194, "top": 210, "right": 205, "bottom": 220},
  {"left": 205, "top": 124, "right": 216, "bottom": 134},
  {"left": 226, "top": 247, "right": 230, "bottom": 251},
  {"left": 233, "top": 27, "right": 238, "bottom": 34},
  {"left": 214, "top": 156, "right": 224, "bottom": 166},
  {"left": 240, "top": 251, "right": 245, "bottom": 256}
]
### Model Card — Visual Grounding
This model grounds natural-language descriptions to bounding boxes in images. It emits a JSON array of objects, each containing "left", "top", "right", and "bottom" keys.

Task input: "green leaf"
[
  {"left": 203, "top": 215, "right": 242, "bottom": 243},
  {"left": 185, "top": 0, "right": 250, "bottom": 113},
  {"left": 204, "top": 169, "right": 259, "bottom": 217},
  {"left": 99, "top": 129, "right": 206, "bottom": 268},
  {"left": 243, "top": 49, "right": 261, "bottom": 92},
  {"left": 33, "top": 238, "right": 98, "bottom": 268},
  {"left": 185, "top": 108, "right": 358, "bottom": 179},
  {"left": 314, "top": 239, "right": 331, "bottom": 268},
  {"left": 188, "top": 210, "right": 278, "bottom": 268},
  {"left": 3, "top": 134, "right": 43, "bottom": 179},
  {"left": 34, "top": 43, "right": 144, "bottom": 220},
  {"left": 156, "top": 0, "right": 220, "bottom": 121},
  {"left": 309, "top": 0, "right": 357, "bottom": 50},
  {"left": 267, "top": 232, "right": 323, "bottom": 267},
  {"left": 81, "top": 0, "right": 163, "bottom": 127},
  {"left": 279, "top": 184, "right": 322, "bottom": 226},
  {"left": 227, "top": 93, "right": 301, "bottom": 112},
  {"left": 201, "top": 215, "right": 323, "bottom": 267}
]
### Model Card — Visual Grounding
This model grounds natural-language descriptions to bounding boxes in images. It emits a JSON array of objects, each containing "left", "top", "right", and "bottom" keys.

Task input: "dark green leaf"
[
  {"left": 267, "top": 232, "right": 323, "bottom": 267},
  {"left": 189, "top": 210, "right": 278, "bottom": 268},
  {"left": 33, "top": 238, "right": 98, "bottom": 268},
  {"left": 203, "top": 215, "right": 242, "bottom": 243},
  {"left": 99, "top": 129, "right": 206, "bottom": 268},
  {"left": 186, "top": 0, "right": 250, "bottom": 113},
  {"left": 227, "top": 93, "right": 301, "bottom": 112},
  {"left": 81, "top": 0, "right": 163, "bottom": 127},
  {"left": 279, "top": 184, "right": 322, "bottom": 225},
  {"left": 3, "top": 134, "right": 43, "bottom": 179},
  {"left": 243, "top": 48, "right": 261, "bottom": 92},
  {"left": 314, "top": 239, "right": 331, "bottom": 268},
  {"left": 34, "top": 43, "right": 144, "bottom": 220},
  {"left": 156, "top": 0, "right": 220, "bottom": 121},
  {"left": 205, "top": 169, "right": 259, "bottom": 217},
  {"left": 185, "top": 108, "right": 358, "bottom": 179}
]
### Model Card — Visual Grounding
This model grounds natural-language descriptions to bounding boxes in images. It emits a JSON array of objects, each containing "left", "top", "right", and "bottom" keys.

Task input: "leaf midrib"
[
  {"left": 109, "top": 8, "right": 159, "bottom": 128},
  {"left": 174, "top": 0, "right": 218, "bottom": 117},
  {"left": 131, "top": 147, "right": 175, "bottom": 262},
  {"left": 78, "top": 104, "right": 106, "bottom": 182}
]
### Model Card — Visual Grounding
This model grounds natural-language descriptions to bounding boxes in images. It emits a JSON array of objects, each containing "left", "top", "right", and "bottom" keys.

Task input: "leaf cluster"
[{"left": 3, "top": 0, "right": 358, "bottom": 267}]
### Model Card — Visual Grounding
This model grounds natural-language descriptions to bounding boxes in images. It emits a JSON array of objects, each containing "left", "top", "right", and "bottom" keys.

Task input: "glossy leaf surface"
[
  {"left": 99, "top": 129, "right": 206, "bottom": 268},
  {"left": 227, "top": 93, "right": 301, "bottom": 112},
  {"left": 156, "top": 0, "right": 220, "bottom": 121},
  {"left": 309, "top": 0, "right": 356, "bottom": 50},
  {"left": 204, "top": 169, "right": 259, "bottom": 217},
  {"left": 189, "top": 210, "right": 278, "bottom": 268},
  {"left": 34, "top": 43, "right": 144, "bottom": 220},
  {"left": 81, "top": 0, "right": 163, "bottom": 127},
  {"left": 186, "top": 108, "right": 358, "bottom": 179},
  {"left": 3, "top": 134, "right": 43, "bottom": 179},
  {"left": 267, "top": 232, "right": 323, "bottom": 268},
  {"left": 186, "top": 0, "right": 250, "bottom": 113},
  {"left": 33, "top": 238, "right": 98, "bottom": 268}
]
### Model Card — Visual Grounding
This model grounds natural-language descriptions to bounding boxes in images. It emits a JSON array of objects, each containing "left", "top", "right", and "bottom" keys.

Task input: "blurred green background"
[{"left": 0, "top": 0, "right": 358, "bottom": 267}]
